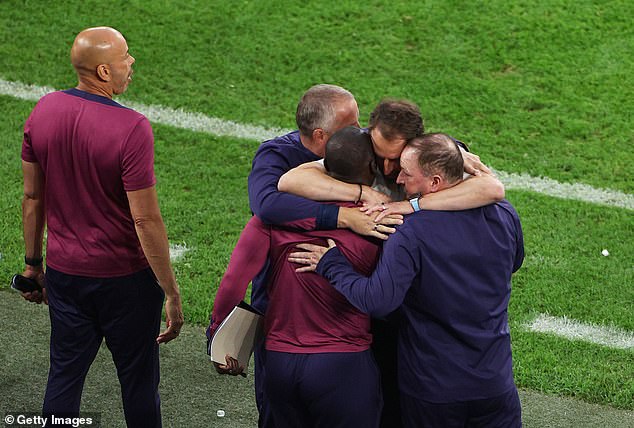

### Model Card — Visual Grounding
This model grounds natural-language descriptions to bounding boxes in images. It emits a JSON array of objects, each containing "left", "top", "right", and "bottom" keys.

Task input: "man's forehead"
[
  {"left": 399, "top": 148, "right": 418, "bottom": 169},
  {"left": 402, "top": 146, "right": 417, "bottom": 159},
  {"left": 370, "top": 127, "right": 405, "bottom": 145},
  {"left": 370, "top": 128, "right": 406, "bottom": 158}
]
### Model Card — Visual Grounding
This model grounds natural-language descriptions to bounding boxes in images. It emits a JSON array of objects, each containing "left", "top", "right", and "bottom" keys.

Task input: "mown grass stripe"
[
  {"left": 3, "top": 77, "right": 632, "bottom": 211},
  {"left": 527, "top": 314, "right": 634, "bottom": 350}
]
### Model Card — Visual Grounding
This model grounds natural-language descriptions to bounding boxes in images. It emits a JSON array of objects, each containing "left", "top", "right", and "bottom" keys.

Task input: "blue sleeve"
[
  {"left": 316, "top": 232, "right": 420, "bottom": 317},
  {"left": 248, "top": 146, "right": 339, "bottom": 230},
  {"left": 512, "top": 210, "right": 525, "bottom": 273}
]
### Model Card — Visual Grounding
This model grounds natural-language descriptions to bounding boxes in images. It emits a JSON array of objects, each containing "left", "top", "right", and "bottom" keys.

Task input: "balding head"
[
  {"left": 407, "top": 133, "right": 464, "bottom": 183},
  {"left": 296, "top": 84, "right": 357, "bottom": 137},
  {"left": 71, "top": 27, "right": 124, "bottom": 70},
  {"left": 71, "top": 27, "right": 135, "bottom": 98},
  {"left": 396, "top": 133, "right": 464, "bottom": 198}
]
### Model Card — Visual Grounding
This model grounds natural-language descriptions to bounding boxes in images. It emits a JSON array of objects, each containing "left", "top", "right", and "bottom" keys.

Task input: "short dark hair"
[
  {"left": 324, "top": 127, "right": 375, "bottom": 186},
  {"left": 368, "top": 99, "right": 424, "bottom": 142},
  {"left": 407, "top": 133, "right": 463, "bottom": 183},
  {"left": 296, "top": 84, "right": 355, "bottom": 137}
]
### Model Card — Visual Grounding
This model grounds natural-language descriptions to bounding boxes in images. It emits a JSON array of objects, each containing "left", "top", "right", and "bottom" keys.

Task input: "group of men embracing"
[
  {"left": 208, "top": 82, "right": 524, "bottom": 428},
  {"left": 20, "top": 26, "right": 523, "bottom": 428}
]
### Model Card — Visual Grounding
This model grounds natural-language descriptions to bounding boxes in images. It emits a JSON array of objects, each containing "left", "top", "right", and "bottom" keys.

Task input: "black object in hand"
[{"left": 10, "top": 274, "right": 42, "bottom": 293}]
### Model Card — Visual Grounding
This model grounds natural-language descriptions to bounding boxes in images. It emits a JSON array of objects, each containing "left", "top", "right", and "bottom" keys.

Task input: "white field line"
[
  {"left": 0, "top": 78, "right": 291, "bottom": 142},
  {"left": 2, "top": 77, "right": 632, "bottom": 211},
  {"left": 526, "top": 313, "right": 634, "bottom": 350},
  {"left": 169, "top": 243, "right": 190, "bottom": 262},
  {"left": 495, "top": 170, "right": 634, "bottom": 211}
]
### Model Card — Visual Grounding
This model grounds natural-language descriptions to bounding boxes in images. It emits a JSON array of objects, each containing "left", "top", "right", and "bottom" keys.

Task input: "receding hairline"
[
  {"left": 295, "top": 84, "right": 356, "bottom": 136},
  {"left": 406, "top": 133, "right": 464, "bottom": 182},
  {"left": 409, "top": 133, "right": 455, "bottom": 148}
]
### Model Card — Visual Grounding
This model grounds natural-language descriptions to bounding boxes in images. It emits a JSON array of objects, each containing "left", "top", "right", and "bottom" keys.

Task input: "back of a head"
[
  {"left": 70, "top": 27, "right": 125, "bottom": 73},
  {"left": 324, "top": 126, "right": 374, "bottom": 186},
  {"left": 296, "top": 84, "right": 355, "bottom": 137},
  {"left": 408, "top": 133, "right": 463, "bottom": 183},
  {"left": 368, "top": 99, "right": 424, "bottom": 141}
]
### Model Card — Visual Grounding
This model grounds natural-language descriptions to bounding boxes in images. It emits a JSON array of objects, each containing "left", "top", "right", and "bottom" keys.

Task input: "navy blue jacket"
[
  {"left": 247, "top": 130, "right": 339, "bottom": 231},
  {"left": 317, "top": 200, "right": 524, "bottom": 403}
]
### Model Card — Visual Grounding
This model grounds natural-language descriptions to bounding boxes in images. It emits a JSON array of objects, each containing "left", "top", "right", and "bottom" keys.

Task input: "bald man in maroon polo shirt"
[{"left": 20, "top": 27, "right": 183, "bottom": 427}]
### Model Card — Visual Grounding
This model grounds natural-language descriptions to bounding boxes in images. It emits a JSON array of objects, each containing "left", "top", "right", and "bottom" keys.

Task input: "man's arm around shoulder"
[{"left": 279, "top": 161, "right": 390, "bottom": 205}]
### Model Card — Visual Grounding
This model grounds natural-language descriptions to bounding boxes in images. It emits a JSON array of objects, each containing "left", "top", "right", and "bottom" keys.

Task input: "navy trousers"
[
  {"left": 401, "top": 388, "right": 522, "bottom": 428},
  {"left": 254, "top": 342, "right": 276, "bottom": 428},
  {"left": 370, "top": 317, "right": 401, "bottom": 428},
  {"left": 43, "top": 267, "right": 164, "bottom": 428},
  {"left": 263, "top": 350, "right": 382, "bottom": 428}
]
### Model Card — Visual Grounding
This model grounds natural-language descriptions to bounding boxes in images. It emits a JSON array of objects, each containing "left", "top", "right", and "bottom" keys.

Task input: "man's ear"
[
  {"left": 96, "top": 64, "right": 111, "bottom": 82},
  {"left": 312, "top": 128, "right": 327, "bottom": 145},
  {"left": 311, "top": 128, "right": 330, "bottom": 156},
  {"left": 430, "top": 175, "right": 443, "bottom": 193}
]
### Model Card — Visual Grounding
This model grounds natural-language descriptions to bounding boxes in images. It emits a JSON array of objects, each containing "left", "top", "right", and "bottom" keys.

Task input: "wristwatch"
[
  {"left": 24, "top": 256, "right": 43, "bottom": 267},
  {"left": 409, "top": 197, "right": 421, "bottom": 212}
]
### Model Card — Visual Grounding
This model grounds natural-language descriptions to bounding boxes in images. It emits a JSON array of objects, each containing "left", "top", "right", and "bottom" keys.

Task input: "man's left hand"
[
  {"left": 461, "top": 149, "right": 492, "bottom": 176},
  {"left": 288, "top": 239, "right": 336, "bottom": 272},
  {"left": 157, "top": 296, "right": 184, "bottom": 344},
  {"left": 362, "top": 200, "right": 413, "bottom": 222}
]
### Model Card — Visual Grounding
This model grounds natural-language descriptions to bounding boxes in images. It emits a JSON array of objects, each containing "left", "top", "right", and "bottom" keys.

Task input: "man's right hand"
[
  {"left": 337, "top": 207, "right": 403, "bottom": 240},
  {"left": 20, "top": 267, "right": 47, "bottom": 304}
]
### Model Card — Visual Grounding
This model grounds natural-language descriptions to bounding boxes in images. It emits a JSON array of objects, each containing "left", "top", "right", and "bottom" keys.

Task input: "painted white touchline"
[
  {"left": 495, "top": 170, "right": 634, "bottom": 211},
  {"left": 124, "top": 100, "right": 292, "bottom": 143},
  {"left": 2, "top": 78, "right": 632, "bottom": 210},
  {"left": 169, "top": 243, "right": 191, "bottom": 261},
  {"left": 526, "top": 313, "right": 634, "bottom": 350},
  {"left": 0, "top": 78, "right": 56, "bottom": 102},
  {"left": 0, "top": 78, "right": 291, "bottom": 142}
]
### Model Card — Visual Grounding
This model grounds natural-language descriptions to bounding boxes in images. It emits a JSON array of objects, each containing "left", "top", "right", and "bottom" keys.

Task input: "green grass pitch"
[{"left": 0, "top": 0, "right": 632, "bottom": 422}]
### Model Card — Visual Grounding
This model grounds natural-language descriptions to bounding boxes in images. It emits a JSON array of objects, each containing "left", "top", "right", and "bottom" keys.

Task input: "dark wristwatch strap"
[{"left": 25, "top": 256, "right": 44, "bottom": 267}]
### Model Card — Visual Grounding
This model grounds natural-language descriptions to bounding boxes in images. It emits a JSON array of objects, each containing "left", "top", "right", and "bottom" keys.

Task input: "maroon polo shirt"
[{"left": 22, "top": 89, "right": 155, "bottom": 277}]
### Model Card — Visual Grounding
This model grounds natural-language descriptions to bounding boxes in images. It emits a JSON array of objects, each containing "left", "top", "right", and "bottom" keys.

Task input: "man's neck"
[
  {"left": 299, "top": 134, "right": 324, "bottom": 158},
  {"left": 76, "top": 80, "right": 113, "bottom": 99}
]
